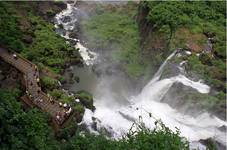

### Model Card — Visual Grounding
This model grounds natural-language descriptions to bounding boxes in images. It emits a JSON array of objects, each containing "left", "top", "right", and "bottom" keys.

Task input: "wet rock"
[
  {"left": 74, "top": 76, "right": 80, "bottom": 83},
  {"left": 58, "top": 24, "right": 64, "bottom": 29},
  {"left": 199, "top": 138, "right": 226, "bottom": 150},
  {"left": 68, "top": 31, "right": 78, "bottom": 39},
  {"left": 69, "top": 72, "right": 74, "bottom": 78},
  {"left": 62, "top": 16, "right": 72, "bottom": 23},
  {"left": 160, "top": 62, "right": 180, "bottom": 79},
  {"left": 70, "top": 58, "right": 83, "bottom": 66},
  {"left": 218, "top": 125, "right": 226, "bottom": 132},
  {"left": 91, "top": 121, "right": 98, "bottom": 131},
  {"left": 67, "top": 39, "right": 78, "bottom": 45}
]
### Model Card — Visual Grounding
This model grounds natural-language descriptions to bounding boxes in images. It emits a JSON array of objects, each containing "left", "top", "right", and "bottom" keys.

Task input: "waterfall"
[
  {"left": 55, "top": 2, "right": 97, "bottom": 66},
  {"left": 55, "top": 3, "right": 226, "bottom": 149},
  {"left": 82, "top": 52, "right": 226, "bottom": 149},
  {"left": 150, "top": 51, "right": 177, "bottom": 83}
]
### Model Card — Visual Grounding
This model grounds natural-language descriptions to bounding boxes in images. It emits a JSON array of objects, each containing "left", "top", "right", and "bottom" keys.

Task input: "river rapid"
[{"left": 54, "top": 2, "right": 226, "bottom": 149}]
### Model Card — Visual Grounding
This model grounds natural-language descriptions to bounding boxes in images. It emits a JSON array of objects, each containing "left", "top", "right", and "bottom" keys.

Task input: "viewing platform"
[{"left": 0, "top": 47, "right": 73, "bottom": 128}]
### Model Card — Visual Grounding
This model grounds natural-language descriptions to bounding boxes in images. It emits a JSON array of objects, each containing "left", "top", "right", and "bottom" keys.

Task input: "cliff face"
[
  {"left": 136, "top": 1, "right": 226, "bottom": 121},
  {"left": 136, "top": 3, "right": 170, "bottom": 76}
]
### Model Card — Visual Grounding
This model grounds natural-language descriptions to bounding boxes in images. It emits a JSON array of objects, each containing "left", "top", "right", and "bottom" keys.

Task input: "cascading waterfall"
[
  {"left": 55, "top": 2, "right": 97, "bottom": 66},
  {"left": 55, "top": 2, "right": 227, "bottom": 149},
  {"left": 82, "top": 51, "right": 226, "bottom": 149},
  {"left": 148, "top": 50, "right": 177, "bottom": 84}
]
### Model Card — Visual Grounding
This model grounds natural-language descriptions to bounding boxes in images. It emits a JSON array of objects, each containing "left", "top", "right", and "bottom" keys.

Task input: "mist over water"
[{"left": 55, "top": 2, "right": 226, "bottom": 149}]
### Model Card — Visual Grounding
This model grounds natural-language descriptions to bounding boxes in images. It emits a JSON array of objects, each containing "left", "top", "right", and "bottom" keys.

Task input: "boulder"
[
  {"left": 68, "top": 31, "right": 78, "bottom": 39},
  {"left": 199, "top": 138, "right": 226, "bottom": 150},
  {"left": 67, "top": 39, "right": 78, "bottom": 45},
  {"left": 62, "top": 16, "right": 71, "bottom": 23}
]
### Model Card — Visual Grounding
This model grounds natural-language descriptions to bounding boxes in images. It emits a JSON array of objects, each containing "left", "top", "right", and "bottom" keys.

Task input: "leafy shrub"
[
  {"left": 74, "top": 104, "right": 85, "bottom": 114},
  {"left": 40, "top": 76, "right": 59, "bottom": 90},
  {"left": 75, "top": 90, "right": 94, "bottom": 110},
  {"left": 65, "top": 120, "right": 189, "bottom": 150},
  {"left": 0, "top": 89, "right": 58, "bottom": 150}
]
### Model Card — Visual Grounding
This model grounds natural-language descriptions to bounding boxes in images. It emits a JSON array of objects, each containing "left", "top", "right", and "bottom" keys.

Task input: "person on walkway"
[{"left": 13, "top": 54, "right": 17, "bottom": 59}]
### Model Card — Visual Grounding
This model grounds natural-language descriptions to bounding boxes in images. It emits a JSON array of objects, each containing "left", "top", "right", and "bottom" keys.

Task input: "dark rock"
[
  {"left": 74, "top": 76, "right": 80, "bottom": 83},
  {"left": 68, "top": 31, "right": 78, "bottom": 39},
  {"left": 62, "top": 16, "right": 72, "bottom": 23},
  {"left": 218, "top": 125, "right": 227, "bottom": 132},
  {"left": 70, "top": 58, "right": 82, "bottom": 65},
  {"left": 53, "top": 1, "right": 67, "bottom": 10},
  {"left": 199, "top": 138, "right": 226, "bottom": 150},
  {"left": 67, "top": 1, "right": 75, "bottom": 4},
  {"left": 58, "top": 24, "right": 64, "bottom": 29},
  {"left": 22, "top": 35, "right": 33, "bottom": 44},
  {"left": 91, "top": 121, "right": 98, "bottom": 131},
  {"left": 67, "top": 39, "right": 78, "bottom": 45},
  {"left": 69, "top": 72, "right": 74, "bottom": 78}
]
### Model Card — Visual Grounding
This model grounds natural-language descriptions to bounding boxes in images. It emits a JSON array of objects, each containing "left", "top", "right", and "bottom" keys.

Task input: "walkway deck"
[{"left": 0, "top": 48, "right": 73, "bottom": 127}]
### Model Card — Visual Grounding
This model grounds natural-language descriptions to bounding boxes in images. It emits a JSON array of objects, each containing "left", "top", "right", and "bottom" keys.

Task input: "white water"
[
  {"left": 82, "top": 51, "right": 226, "bottom": 149},
  {"left": 55, "top": 2, "right": 227, "bottom": 149},
  {"left": 55, "top": 2, "right": 97, "bottom": 65}
]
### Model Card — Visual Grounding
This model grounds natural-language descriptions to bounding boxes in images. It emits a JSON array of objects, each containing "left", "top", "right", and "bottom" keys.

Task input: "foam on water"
[
  {"left": 55, "top": 3, "right": 97, "bottom": 66},
  {"left": 82, "top": 51, "right": 226, "bottom": 148},
  {"left": 54, "top": 3, "right": 226, "bottom": 149}
]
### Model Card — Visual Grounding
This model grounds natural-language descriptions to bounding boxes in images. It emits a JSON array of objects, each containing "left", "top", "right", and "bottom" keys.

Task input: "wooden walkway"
[{"left": 0, "top": 48, "right": 73, "bottom": 128}]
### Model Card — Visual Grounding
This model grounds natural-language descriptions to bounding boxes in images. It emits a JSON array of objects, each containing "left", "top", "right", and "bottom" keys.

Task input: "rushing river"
[{"left": 55, "top": 2, "right": 226, "bottom": 149}]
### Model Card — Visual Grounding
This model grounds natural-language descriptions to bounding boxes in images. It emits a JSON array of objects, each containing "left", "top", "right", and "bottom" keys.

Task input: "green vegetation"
[
  {"left": 49, "top": 89, "right": 85, "bottom": 115},
  {"left": 75, "top": 90, "right": 94, "bottom": 110},
  {"left": 141, "top": 1, "right": 226, "bottom": 114},
  {"left": 0, "top": 2, "right": 81, "bottom": 74},
  {"left": 81, "top": 4, "right": 148, "bottom": 79},
  {"left": 49, "top": 89, "right": 73, "bottom": 103},
  {"left": 0, "top": 89, "right": 58, "bottom": 150},
  {"left": 63, "top": 120, "right": 189, "bottom": 150},
  {"left": 0, "top": 1, "right": 225, "bottom": 149},
  {"left": 0, "top": 89, "right": 189, "bottom": 150},
  {"left": 40, "top": 76, "right": 59, "bottom": 90},
  {"left": 0, "top": 2, "right": 24, "bottom": 51},
  {"left": 21, "top": 15, "right": 77, "bottom": 73}
]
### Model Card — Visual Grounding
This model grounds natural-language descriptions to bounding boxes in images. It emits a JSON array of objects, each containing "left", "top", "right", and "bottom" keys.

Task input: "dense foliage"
[
  {"left": 0, "top": 89, "right": 58, "bottom": 150},
  {"left": 0, "top": 2, "right": 81, "bottom": 73},
  {"left": 61, "top": 121, "right": 189, "bottom": 150},
  {"left": 21, "top": 15, "right": 76, "bottom": 73},
  {"left": 0, "top": 89, "right": 189, "bottom": 150},
  {"left": 0, "top": 2, "right": 24, "bottom": 51}
]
